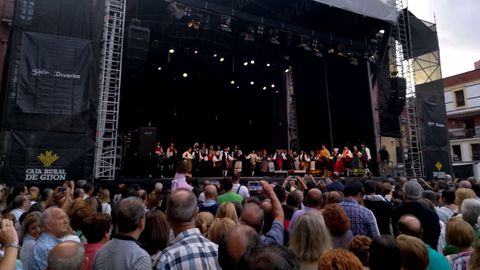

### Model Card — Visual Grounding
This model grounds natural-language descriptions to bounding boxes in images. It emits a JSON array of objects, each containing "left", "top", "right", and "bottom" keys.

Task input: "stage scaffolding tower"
[
  {"left": 94, "top": 0, "right": 126, "bottom": 180},
  {"left": 394, "top": 0, "right": 424, "bottom": 178},
  {"left": 285, "top": 66, "right": 299, "bottom": 151}
]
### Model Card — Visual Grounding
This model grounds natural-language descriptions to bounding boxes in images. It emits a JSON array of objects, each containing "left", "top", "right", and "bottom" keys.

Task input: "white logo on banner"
[{"left": 31, "top": 68, "right": 80, "bottom": 79}]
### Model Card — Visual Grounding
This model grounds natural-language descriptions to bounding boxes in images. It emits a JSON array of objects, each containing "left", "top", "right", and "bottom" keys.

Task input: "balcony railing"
[{"left": 449, "top": 128, "right": 478, "bottom": 140}]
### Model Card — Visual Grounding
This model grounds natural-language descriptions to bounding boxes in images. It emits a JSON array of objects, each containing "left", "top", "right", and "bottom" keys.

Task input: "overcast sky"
[{"left": 408, "top": 0, "right": 480, "bottom": 78}]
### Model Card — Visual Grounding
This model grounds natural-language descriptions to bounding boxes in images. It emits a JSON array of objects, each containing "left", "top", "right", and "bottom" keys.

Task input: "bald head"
[
  {"left": 47, "top": 241, "right": 86, "bottom": 270},
  {"left": 204, "top": 185, "right": 218, "bottom": 200},
  {"left": 240, "top": 203, "right": 264, "bottom": 233},
  {"left": 397, "top": 214, "right": 422, "bottom": 238},
  {"left": 219, "top": 224, "right": 260, "bottom": 269},
  {"left": 305, "top": 188, "right": 323, "bottom": 209},
  {"left": 167, "top": 189, "right": 198, "bottom": 224},
  {"left": 41, "top": 207, "right": 69, "bottom": 238}
]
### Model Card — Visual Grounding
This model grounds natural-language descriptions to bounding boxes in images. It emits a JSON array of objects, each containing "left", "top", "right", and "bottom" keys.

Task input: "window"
[
  {"left": 452, "top": 145, "right": 461, "bottom": 161},
  {"left": 455, "top": 90, "right": 465, "bottom": 107},
  {"left": 472, "top": 144, "right": 480, "bottom": 161}
]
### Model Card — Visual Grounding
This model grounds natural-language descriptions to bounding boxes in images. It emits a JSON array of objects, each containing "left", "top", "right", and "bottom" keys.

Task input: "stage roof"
[{"left": 313, "top": 0, "right": 397, "bottom": 23}]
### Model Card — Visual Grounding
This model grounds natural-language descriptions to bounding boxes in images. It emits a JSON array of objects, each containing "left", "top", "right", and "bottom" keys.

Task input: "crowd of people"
[
  {"left": 154, "top": 142, "right": 387, "bottom": 178},
  {"left": 2, "top": 161, "right": 479, "bottom": 269}
]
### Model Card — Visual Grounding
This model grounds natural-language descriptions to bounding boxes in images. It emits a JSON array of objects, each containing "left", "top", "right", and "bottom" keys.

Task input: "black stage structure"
[{"left": 0, "top": 0, "right": 451, "bottom": 184}]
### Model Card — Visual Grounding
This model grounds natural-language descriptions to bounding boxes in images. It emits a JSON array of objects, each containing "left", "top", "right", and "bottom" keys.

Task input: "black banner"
[
  {"left": 416, "top": 80, "right": 452, "bottom": 179},
  {"left": 18, "top": 32, "right": 93, "bottom": 115}
]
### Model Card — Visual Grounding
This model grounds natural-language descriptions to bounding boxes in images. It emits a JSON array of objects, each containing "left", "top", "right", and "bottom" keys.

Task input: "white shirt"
[{"left": 232, "top": 183, "right": 250, "bottom": 198}]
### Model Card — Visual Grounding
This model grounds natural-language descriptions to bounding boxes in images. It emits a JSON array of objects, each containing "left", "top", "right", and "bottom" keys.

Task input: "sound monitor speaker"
[
  {"left": 138, "top": 127, "right": 157, "bottom": 158},
  {"left": 127, "top": 25, "right": 150, "bottom": 60},
  {"left": 388, "top": 77, "right": 407, "bottom": 115}
]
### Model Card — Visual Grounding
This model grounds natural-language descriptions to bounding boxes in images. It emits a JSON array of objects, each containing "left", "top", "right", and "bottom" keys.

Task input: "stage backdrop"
[{"left": 0, "top": 0, "right": 104, "bottom": 184}]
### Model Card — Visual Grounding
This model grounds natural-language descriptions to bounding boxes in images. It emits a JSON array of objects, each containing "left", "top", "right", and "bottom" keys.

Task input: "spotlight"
[
  {"left": 275, "top": 91, "right": 279, "bottom": 94},
  {"left": 157, "top": 67, "right": 162, "bottom": 71},
  {"left": 262, "top": 86, "right": 267, "bottom": 90},
  {"left": 237, "top": 86, "right": 240, "bottom": 89},
  {"left": 213, "top": 53, "right": 217, "bottom": 58},
  {"left": 266, "top": 63, "right": 271, "bottom": 67},
  {"left": 194, "top": 50, "right": 198, "bottom": 54},
  {"left": 220, "top": 57, "right": 225, "bottom": 62},
  {"left": 284, "top": 69, "right": 289, "bottom": 73},
  {"left": 250, "top": 81, "right": 254, "bottom": 85},
  {"left": 379, "top": 29, "right": 385, "bottom": 34},
  {"left": 183, "top": 72, "right": 188, "bottom": 78},
  {"left": 230, "top": 80, "right": 235, "bottom": 85},
  {"left": 169, "top": 48, "right": 175, "bottom": 54},
  {"left": 250, "top": 60, "right": 255, "bottom": 64},
  {"left": 243, "top": 61, "right": 249, "bottom": 66},
  {"left": 271, "top": 84, "right": 275, "bottom": 88}
]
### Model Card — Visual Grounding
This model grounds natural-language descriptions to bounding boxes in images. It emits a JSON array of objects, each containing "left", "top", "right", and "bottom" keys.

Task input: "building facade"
[{"left": 444, "top": 66, "right": 480, "bottom": 166}]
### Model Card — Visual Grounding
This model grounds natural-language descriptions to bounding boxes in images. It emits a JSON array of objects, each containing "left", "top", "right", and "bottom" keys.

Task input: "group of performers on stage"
[{"left": 154, "top": 142, "right": 376, "bottom": 177}]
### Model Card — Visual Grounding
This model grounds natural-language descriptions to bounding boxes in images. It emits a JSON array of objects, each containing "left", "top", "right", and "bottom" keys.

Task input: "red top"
[{"left": 84, "top": 242, "right": 104, "bottom": 270}]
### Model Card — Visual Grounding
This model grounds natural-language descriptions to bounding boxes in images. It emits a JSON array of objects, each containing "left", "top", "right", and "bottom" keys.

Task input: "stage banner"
[
  {"left": 17, "top": 32, "right": 94, "bottom": 115},
  {"left": 2, "top": 130, "right": 94, "bottom": 182},
  {"left": 416, "top": 80, "right": 452, "bottom": 179}
]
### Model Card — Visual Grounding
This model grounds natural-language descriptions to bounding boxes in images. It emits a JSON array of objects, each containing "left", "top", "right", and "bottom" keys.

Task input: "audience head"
[
  {"left": 343, "top": 181, "right": 363, "bottom": 198},
  {"left": 305, "top": 188, "right": 323, "bottom": 209},
  {"left": 73, "top": 188, "right": 85, "bottom": 200},
  {"left": 363, "top": 180, "right": 376, "bottom": 195},
  {"left": 318, "top": 249, "right": 363, "bottom": 270},
  {"left": 240, "top": 203, "right": 264, "bottom": 233},
  {"left": 221, "top": 177, "right": 233, "bottom": 192},
  {"left": 247, "top": 244, "right": 299, "bottom": 270},
  {"left": 98, "top": 189, "right": 110, "bottom": 203},
  {"left": 397, "top": 214, "right": 423, "bottom": 238},
  {"left": 322, "top": 203, "right": 350, "bottom": 237},
  {"left": 41, "top": 207, "right": 69, "bottom": 238},
  {"left": 459, "top": 180, "right": 472, "bottom": 189},
  {"left": 273, "top": 185, "right": 287, "bottom": 203},
  {"left": 456, "top": 188, "right": 477, "bottom": 213},
  {"left": 446, "top": 218, "right": 475, "bottom": 250},
  {"left": 82, "top": 212, "right": 111, "bottom": 244},
  {"left": 204, "top": 185, "right": 218, "bottom": 200},
  {"left": 216, "top": 202, "right": 239, "bottom": 223},
  {"left": 287, "top": 190, "right": 303, "bottom": 209},
  {"left": 348, "top": 235, "right": 372, "bottom": 267},
  {"left": 289, "top": 211, "right": 332, "bottom": 263},
  {"left": 322, "top": 191, "right": 343, "bottom": 207},
  {"left": 369, "top": 235, "right": 401, "bottom": 270},
  {"left": 207, "top": 217, "right": 236, "bottom": 245},
  {"left": 441, "top": 190, "right": 456, "bottom": 205},
  {"left": 115, "top": 197, "right": 146, "bottom": 234},
  {"left": 396, "top": 234, "right": 429, "bottom": 270},
  {"left": 46, "top": 241, "right": 86, "bottom": 270},
  {"left": 461, "top": 198, "right": 480, "bottom": 227},
  {"left": 139, "top": 209, "right": 169, "bottom": 255},
  {"left": 219, "top": 224, "right": 260, "bottom": 269},
  {"left": 196, "top": 211, "right": 214, "bottom": 235},
  {"left": 403, "top": 181, "right": 423, "bottom": 201},
  {"left": 166, "top": 189, "right": 198, "bottom": 226},
  {"left": 23, "top": 211, "right": 42, "bottom": 239}
]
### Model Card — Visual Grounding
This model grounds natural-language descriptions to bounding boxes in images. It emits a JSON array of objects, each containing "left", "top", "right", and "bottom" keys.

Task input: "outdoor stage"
[{"left": 0, "top": 0, "right": 452, "bottom": 184}]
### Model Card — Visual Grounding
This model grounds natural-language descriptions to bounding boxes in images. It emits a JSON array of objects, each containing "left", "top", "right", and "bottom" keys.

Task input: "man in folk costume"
[
  {"left": 166, "top": 142, "right": 177, "bottom": 173},
  {"left": 341, "top": 146, "right": 353, "bottom": 176},
  {"left": 155, "top": 142, "right": 165, "bottom": 176},
  {"left": 299, "top": 150, "right": 310, "bottom": 171},
  {"left": 199, "top": 143, "right": 208, "bottom": 176},
  {"left": 319, "top": 145, "right": 331, "bottom": 176},
  {"left": 360, "top": 143, "right": 372, "bottom": 175},
  {"left": 221, "top": 147, "right": 233, "bottom": 177},
  {"left": 232, "top": 146, "right": 243, "bottom": 175},
  {"left": 245, "top": 150, "right": 258, "bottom": 176}
]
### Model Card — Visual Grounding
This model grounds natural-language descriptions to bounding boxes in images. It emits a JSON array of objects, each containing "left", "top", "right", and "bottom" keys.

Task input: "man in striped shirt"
[{"left": 154, "top": 189, "right": 220, "bottom": 270}]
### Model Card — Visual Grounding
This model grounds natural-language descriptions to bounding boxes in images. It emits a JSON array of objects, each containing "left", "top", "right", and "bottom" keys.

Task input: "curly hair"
[
  {"left": 82, "top": 212, "right": 112, "bottom": 244},
  {"left": 348, "top": 235, "right": 372, "bottom": 267},
  {"left": 322, "top": 203, "right": 350, "bottom": 236},
  {"left": 318, "top": 249, "right": 363, "bottom": 270}
]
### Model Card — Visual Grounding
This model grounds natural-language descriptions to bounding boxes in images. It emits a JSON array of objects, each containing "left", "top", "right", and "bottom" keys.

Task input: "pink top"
[
  {"left": 171, "top": 173, "right": 193, "bottom": 191},
  {"left": 84, "top": 242, "right": 104, "bottom": 270}
]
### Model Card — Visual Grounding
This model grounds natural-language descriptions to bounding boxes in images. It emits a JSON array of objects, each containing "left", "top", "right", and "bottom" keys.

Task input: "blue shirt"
[
  {"left": 261, "top": 220, "right": 284, "bottom": 245},
  {"left": 426, "top": 244, "right": 451, "bottom": 270},
  {"left": 30, "top": 232, "right": 61, "bottom": 270},
  {"left": 339, "top": 198, "right": 379, "bottom": 238}
]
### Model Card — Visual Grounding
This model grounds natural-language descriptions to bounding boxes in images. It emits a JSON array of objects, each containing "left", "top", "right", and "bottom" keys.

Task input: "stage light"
[
  {"left": 275, "top": 91, "right": 279, "bottom": 94},
  {"left": 262, "top": 86, "right": 267, "bottom": 90},
  {"left": 266, "top": 63, "right": 271, "bottom": 67},
  {"left": 194, "top": 50, "right": 198, "bottom": 54},
  {"left": 220, "top": 57, "right": 225, "bottom": 62},
  {"left": 183, "top": 72, "right": 188, "bottom": 78},
  {"left": 230, "top": 80, "right": 235, "bottom": 85},
  {"left": 213, "top": 53, "right": 217, "bottom": 58},
  {"left": 284, "top": 69, "right": 289, "bottom": 73},
  {"left": 379, "top": 29, "right": 385, "bottom": 34},
  {"left": 243, "top": 61, "right": 249, "bottom": 66},
  {"left": 250, "top": 81, "right": 254, "bottom": 85},
  {"left": 237, "top": 86, "right": 240, "bottom": 89},
  {"left": 169, "top": 48, "right": 175, "bottom": 54},
  {"left": 250, "top": 60, "right": 255, "bottom": 64},
  {"left": 271, "top": 84, "right": 275, "bottom": 88}
]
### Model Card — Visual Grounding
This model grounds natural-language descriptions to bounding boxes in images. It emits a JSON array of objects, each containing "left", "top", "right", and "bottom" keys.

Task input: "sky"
[{"left": 408, "top": 0, "right": 480, "bottom": 78}]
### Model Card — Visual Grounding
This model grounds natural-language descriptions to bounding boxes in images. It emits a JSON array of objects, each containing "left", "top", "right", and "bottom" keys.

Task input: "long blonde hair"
[{"left": 215, "top": 202, "right": 238, "bottom": 223}]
